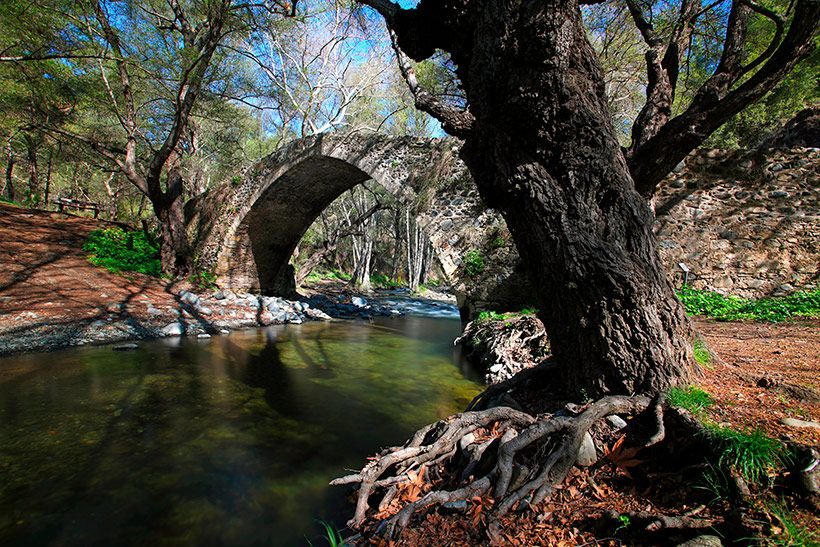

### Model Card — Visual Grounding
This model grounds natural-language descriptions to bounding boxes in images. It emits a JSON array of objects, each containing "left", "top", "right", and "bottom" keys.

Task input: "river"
[{"left": 0, "top": 306, "right": 482, "bottom": 546}]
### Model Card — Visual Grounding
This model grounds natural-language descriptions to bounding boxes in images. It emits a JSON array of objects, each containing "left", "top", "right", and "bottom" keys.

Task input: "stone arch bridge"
[{"left": 187, "top": 132, "right": 525, "bottom": 313}]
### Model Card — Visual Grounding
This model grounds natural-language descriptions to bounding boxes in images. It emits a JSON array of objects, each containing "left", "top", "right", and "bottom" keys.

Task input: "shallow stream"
[{"left": 0, "top": 312, "right": 481, "bottom": 545}]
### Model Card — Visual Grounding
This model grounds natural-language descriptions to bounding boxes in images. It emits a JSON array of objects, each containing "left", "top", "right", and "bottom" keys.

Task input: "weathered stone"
[
  {"left": 769, "top": 190, "right": 790, "bottom": 198},
  {"left": 161, "top": 323, "right": 184, "bottom": 336},
  {"left": 781, "top": 417, "right": 820, "bottom": 429},
  {"left": 179, "top": 290, "right": 200, "bottom": 306},
  {"left": 576, "top": 432, "right": 597, "bottom": 467},
  {"left": 606, "top": 415, "right": 628, "bottom": 430},
  {"left": 676, "top": 536, "right": 723, "bottom": 547}
]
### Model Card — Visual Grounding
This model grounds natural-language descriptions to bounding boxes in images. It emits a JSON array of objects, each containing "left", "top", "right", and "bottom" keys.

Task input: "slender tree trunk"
[
  {"left": 43, "top": 148, "right": 53, "bottom": 207},
  {"left": 24, "top": 135, "right": 39, "bottom": 205},
  {"left": 451, "top": 0, "right": 694, "bottom": 396},
  {"left": 4, "top": 137, "right": 14, "bottom": 202}
]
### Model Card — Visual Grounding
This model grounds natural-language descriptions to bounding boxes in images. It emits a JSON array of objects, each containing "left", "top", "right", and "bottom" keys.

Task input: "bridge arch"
[{"left": 189, "top": 133, "right": 517, "bottom": 307}]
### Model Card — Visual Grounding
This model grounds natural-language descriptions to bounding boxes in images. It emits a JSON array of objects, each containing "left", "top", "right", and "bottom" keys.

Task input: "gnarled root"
[{"left": 332, "top": 394, "right": 666, "bottom": 539}]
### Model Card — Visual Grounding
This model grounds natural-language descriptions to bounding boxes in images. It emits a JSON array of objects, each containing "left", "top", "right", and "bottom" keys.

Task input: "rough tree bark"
[
  {"left": 367, "top": 0, "right": 697, "bottom": 396},
  {"left": 361, "top": 0, "right": 819, "bottom": 396}
]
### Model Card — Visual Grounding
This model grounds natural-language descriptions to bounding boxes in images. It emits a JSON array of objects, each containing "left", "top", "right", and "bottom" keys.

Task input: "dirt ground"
[
  {"left": 697, "top": 319, "right": 820, "bottom": 447},
  {"left": 0, "top": 203, "right": 191, "bottom": 352}
]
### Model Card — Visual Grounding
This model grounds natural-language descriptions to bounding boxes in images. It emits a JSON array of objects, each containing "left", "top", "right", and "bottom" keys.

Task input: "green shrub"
[
  {"left": 230, "top": 175, "right": 242, "bottom": 186},
  {"left": 191, "top": 270, "right": 218, "bottom": 291},
  {"left": 83, "top": 227, "right": 161, "bottom": 276},
  {"left": 463, "top": 249, "right": 485, "bottom": 277},
  {"left": 677, "top": 285, "right": 820, "bottom": 322},
  {"left": 668, "top": 386, "right": 714, "bottom": 416},
  {"left": 371, "top": 273, "right": 402, "bottom": 289},
  {"left": 705, "top": 425, "right": 789, "bottom": 485},
  {"left": 304, "top": 269, "right": 352, "bottom": 284}
]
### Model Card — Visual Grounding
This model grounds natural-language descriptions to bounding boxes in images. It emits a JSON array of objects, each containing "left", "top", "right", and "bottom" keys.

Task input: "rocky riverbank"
[{"left": 0, "top": 203, "right": 459, "bottom": 356}]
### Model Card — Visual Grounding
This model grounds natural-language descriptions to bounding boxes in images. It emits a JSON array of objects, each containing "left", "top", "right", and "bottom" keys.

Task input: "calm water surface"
[{"left": 0, "top": 315, "right": 482, "bottom": 546}]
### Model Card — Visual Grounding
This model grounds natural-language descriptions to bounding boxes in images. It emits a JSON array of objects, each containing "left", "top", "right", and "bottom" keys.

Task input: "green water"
[{"left": 0, "top": 316, "right": 482, "bottom": 546}]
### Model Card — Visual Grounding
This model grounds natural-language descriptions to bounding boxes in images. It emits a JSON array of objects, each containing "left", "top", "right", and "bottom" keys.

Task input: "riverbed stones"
[{"left": 162, "top": 322, "right": 184, "bottom": 336}]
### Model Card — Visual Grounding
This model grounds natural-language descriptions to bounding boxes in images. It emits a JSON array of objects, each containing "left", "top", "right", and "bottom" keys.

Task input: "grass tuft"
[
  {"left": 706, "top": 425, "right": 789, "bottom": 485},
  {"left": 693, "top": 339, "right": 713, "bottom": 368},
  {"left": 767, "top": 499, "right": 820, "bottom": 547},
  {"left": 476, "top": 307, "right": 538, "bottom": 322},
  {"left": 668, "top": 386, "right": 714, "bottom": 416}
]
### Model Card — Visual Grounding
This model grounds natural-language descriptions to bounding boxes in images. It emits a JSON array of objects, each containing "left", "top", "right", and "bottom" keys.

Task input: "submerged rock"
[{"left": 112, "top": 343, "right": 139, "bottom": 351}]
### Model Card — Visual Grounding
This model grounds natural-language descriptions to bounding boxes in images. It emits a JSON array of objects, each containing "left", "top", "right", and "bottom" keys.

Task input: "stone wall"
[{"left": 654, "top": 147, "right": 819, "bottom": 297}]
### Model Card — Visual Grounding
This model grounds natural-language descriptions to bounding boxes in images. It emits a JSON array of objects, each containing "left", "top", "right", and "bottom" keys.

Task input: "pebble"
[
  {"left": 780, "top": 417, "right": 820, "bottom": 429},
  {"left": 677, "top": 536, "right": 723, "bottom": 547},
  {"left": 576, "top": 432, "right": 597, "bottom": 467},
  {"left": 606, "top": 415, "right": 628, "bottom": 430},
  {"left": 197, "top": 333, "right": 211, "bottom": 339}
]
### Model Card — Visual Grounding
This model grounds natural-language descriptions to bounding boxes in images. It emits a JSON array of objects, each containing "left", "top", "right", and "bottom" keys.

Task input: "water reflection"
[{"left": 0, "top": 316, "right": 481, "bottom": 546}]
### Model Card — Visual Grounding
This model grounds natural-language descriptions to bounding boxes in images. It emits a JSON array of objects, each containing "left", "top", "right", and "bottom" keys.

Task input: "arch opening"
[{"left": 221, "top": 155, "right": 444, "bottom": 297}]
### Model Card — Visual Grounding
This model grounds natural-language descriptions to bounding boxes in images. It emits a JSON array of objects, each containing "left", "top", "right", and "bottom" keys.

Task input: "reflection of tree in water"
[{"left": 238, "top": 329, "right": 301, "bottom": 418}]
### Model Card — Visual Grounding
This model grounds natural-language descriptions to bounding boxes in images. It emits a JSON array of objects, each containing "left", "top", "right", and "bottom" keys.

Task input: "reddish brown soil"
[
  {"left": 0, "top": 203, "right": 189, "bottom": 352},
  {"left": 697, "top": 319, "right": 820, "bottom": 447}
]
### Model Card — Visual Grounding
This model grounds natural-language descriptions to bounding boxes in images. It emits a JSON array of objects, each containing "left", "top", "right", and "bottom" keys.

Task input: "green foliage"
[
  {"left": 696, "top": 465, "right": 732, "bottom": 504},
  {"left": 463, "top": 249, "right": 485, "bottom": 278},
  {"left": 676, "top": 286, "right": 820, "bottom": 322},
  {"left": 767, "top": 499, "right": 820, "bottom": 547},
  {"left": 668, "top": 386, "right": 714, "bottom": 416},
  {"left": 83, "top": 227, "right": 161, "bottom": 276},
  {"left": 370, "top": 273, "right": 401, "bottom": 289},
  {"left": 705, "top": 425, "right": 789, "bottom": 485},
  {"left": 693, "top": 339, "right": 712, "bottom": 368},
  {"left": 706, "top": 48, "right": 820, "bottom": 149},
  {"left": 305, "top": 269, "right": 352, "bottom": 284},
  {"left": 476, "top": 307, "right": 538, "bottom": 322},
  {"left": 231, "top": 175, "right": 242, "bottom": 186},
  {"left": 190, "top": 270, "right": 218, "bottom": 291}
]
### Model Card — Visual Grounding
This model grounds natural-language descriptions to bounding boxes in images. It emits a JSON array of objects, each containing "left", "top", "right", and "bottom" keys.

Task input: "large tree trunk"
[
  {"left": 388, "top": 0, "right": 695, "bottom": 396},
  {"left": 463, "top": 1, "right": 693, "bottom": 396}
]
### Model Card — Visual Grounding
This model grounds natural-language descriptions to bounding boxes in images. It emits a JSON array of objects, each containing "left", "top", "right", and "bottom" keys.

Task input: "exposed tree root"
[{"left": 332, "top": 394, "right": 665, "bottom": 539}]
